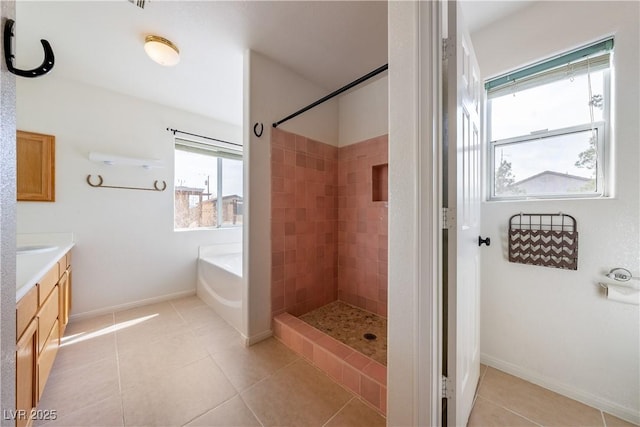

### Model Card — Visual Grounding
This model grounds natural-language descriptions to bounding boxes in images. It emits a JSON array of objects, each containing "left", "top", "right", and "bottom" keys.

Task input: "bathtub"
[{"left": 197, "top": 244, "right": 243, "bottom": 332}]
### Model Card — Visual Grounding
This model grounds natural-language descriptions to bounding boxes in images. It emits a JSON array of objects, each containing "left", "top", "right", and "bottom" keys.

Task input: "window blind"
[{"left": 485, "top": 38, "right": 614, "bottom": 98}]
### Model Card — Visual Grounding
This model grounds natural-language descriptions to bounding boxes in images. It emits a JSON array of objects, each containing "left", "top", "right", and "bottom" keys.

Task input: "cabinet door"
[
  {"left": 16, "top": 319, "right": 37, "bottom": 427},
  {"left": 58, "top": 270, "right": 70, "bottom": 337},
  {"left": 17, "top": 130, "right": 55, "bottom": 202},
  {"left": 38, "top": 319, "right": 60, "bottom": 401}
]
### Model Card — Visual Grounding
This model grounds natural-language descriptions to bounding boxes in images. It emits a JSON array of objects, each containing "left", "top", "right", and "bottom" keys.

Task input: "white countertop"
[{"left": 16, "top": 233, "right": 75, "bottom": 302}]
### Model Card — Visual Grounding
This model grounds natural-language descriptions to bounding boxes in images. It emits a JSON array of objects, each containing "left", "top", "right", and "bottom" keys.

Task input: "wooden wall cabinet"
[{"left": 17, "top": 130, "right": 55, "bottom": 202}]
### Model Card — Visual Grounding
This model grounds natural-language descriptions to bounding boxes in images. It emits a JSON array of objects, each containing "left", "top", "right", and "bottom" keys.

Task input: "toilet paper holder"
[{"left": 606, "top": 267, "right": 636, "bottom": 282}]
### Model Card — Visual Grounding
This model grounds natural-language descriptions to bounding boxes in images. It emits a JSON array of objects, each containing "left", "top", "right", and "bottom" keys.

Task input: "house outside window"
[
  {"left": 486, "top": 38, "right": 613, "bottom": 200},
  {"left": 174, "top": 138, "right": 243, "bottom": 230}
]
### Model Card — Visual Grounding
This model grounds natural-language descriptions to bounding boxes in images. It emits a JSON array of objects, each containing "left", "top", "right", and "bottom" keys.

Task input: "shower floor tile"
[{"left": 299, "top": 301, "right": 387, "bottom": 366}]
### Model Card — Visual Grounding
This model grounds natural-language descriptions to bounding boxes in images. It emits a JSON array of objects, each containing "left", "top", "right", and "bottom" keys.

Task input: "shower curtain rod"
[
  {"left": 272, "top": 64, "right": 388, "bottom": 129},
  {"left": 167, "top": 128, "right": 243, "bottom": 148}
]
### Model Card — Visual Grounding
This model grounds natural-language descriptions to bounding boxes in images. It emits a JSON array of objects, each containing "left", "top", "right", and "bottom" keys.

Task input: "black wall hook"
[
  {"left": 4, "top": 19, "right": 55, "bottom": 78},
  {"left": 253, "top": 123, "right": 264, "bottom": 138}
]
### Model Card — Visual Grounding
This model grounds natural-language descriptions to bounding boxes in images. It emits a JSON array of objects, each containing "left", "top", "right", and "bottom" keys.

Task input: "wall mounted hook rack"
[
  {"left": 253, "top": 123, "right": 263, "bottom": 137},
  {"left": 3, "top": 19, "right": 55, "bottom": 78},
  {"left": 86, "top": 175, "right": 166, "bottom": 192}
]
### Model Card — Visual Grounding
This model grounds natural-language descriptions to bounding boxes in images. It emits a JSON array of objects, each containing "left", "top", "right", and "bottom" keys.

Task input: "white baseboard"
[
  {"left": 481, "top": 353, "right": 640, "bottom": 425},
  {"left": 244, "top": 329, "right": 273, "bottom": 346},
  {"left": 69, "top": 290, "right": 196, "bottom": 321}
]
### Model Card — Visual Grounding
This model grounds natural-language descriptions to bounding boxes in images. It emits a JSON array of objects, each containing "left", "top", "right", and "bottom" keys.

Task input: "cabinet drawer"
[
  {"left": 16, "top": 285, "right": 38, "bottom": 341},
  {"left": 37, "top": 319, "right": 59, "bottom": 400},
  {"left": 37, "top": 286, "right": 59, "bottom": 354},
  {"left": 38, "top": 263, "right": 59, "bottom": 305}
]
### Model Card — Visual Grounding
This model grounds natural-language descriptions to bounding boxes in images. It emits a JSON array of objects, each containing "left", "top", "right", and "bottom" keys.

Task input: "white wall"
[
  {"left": 244, "top": 50, "right": 338, "bottom": 342},
  {"left": 338, "top": 75, "right": 388, "bottom": 146},
  {"left": 0, "top": 0, "right": 17, "bottom": 412},
  {"left": 17, "top": 76, "right": 242, "bottom": 316},
  {"left": 474, "top": 2, "right": 639, "bottom": 422},
  {"left": 388, "top": 1, "right": 441, "bottom": 425}
]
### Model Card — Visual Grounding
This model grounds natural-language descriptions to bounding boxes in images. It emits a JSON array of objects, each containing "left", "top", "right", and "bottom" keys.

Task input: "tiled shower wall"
[
  {"left": 337, "top": 136, "right": 388, "bottom": 317},
  {"left": 271, "top": 128, "right": 339, "bottom": 317},
  {"left": 271, "top": 129, "right": 388, "bottom": 319}
]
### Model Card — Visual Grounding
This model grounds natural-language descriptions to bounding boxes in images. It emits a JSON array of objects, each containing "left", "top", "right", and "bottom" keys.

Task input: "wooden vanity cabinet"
[
  {"left": 15, "top": 285, "right": 38, "bottom": 427},
  {"left": 15, "top": 249, "right": 72, "bottom": 426},
  {"left": 16, "top": 130, "right": 55, "bottom": 202}
]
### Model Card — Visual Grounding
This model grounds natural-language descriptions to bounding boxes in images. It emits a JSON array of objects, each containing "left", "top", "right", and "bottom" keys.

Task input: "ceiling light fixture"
[{"left": 144, "top": 35, "right": 180, "bottom": 66}]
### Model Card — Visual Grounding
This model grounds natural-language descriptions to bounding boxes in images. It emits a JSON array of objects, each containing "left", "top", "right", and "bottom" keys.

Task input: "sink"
[{"left": 17, "top": 245, "right": 59, "bottom": 255}]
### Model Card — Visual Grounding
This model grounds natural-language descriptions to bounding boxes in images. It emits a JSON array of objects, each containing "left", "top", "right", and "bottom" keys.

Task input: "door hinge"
[
  {"left": 442, "top": 207, "right": 456, "bottom": 230},
  {"left": 442, "top": 37, "right": 455, "bottom": 60},
  {"left": 442, "top": 375, "right": 453, "bottom": 399}
]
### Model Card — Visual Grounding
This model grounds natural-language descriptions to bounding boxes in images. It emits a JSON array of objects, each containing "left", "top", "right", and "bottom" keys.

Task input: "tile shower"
[{"left": 270, "top": 128, "right": 389, "bottom": 414}]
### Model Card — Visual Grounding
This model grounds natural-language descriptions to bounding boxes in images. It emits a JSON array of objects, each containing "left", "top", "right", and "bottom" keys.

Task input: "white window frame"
[
  {"left": 488, "top": 122, "right": 606, "bottom": 200},
  {"left": 174, "top": 137, "right": 243, "bottom": 230},
  {"left": 485, "top": 43, "right": 612, "bottom": 201}
]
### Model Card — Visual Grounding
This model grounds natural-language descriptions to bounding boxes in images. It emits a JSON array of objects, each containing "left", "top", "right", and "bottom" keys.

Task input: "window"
[
  {"left": 174, "top": 138, "right": 243, "bottom": 230},
  {"left": 486, "top": 38, "right": 613, "bottom": 200}
]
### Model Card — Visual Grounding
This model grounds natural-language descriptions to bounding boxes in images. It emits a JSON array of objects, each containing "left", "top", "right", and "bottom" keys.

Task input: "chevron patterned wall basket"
[{"left": 508, "top": 213, "right": 578, "bottom": 270}]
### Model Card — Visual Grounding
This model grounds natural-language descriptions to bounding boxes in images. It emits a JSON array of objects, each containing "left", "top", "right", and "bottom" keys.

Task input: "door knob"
[{"left": 478, "top": 236, "right": 490, "bottom": 247}]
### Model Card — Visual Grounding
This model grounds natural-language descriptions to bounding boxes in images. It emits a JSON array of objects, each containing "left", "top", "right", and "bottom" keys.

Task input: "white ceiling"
[
  {"left": 16, "top": 1, "right": 387, "bottom": 127},
  {"left": 460, "top": 0, "right": 535, "bottom": 33},
  {"left": 15, "top": 1, "right": 532, "bottom": 127}
]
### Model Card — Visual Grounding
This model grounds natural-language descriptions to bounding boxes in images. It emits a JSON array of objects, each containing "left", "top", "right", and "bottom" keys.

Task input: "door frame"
[{"left": 387, "top": 0, "right": 443, "bottom": 425}]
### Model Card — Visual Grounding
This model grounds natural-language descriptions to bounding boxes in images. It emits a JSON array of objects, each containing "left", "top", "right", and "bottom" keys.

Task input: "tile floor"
[
  {"left": 468, "top": 364, "right": 638, "bottom": 427},
  {"left": 35, "top": 295, "right": 637, "bottom": 427},
  {"left": 35, "top": 296, "right": 386, "bottom": 427}
]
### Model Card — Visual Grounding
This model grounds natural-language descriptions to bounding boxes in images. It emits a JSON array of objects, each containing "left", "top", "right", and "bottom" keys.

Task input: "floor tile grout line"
[
  {"left": 112, "top": 311, "right": 123, "bottom": 394},
  {"left": 285, "top": 349, "right": 386, "bottom": 418},
  {"left": 36, "top": 394, "right": 121, "bottom": 427},
  {"left": 321, "top": 396, "right": 355, "bottom": 427},
  {"left": 179, "top": 391, "right": 242, "bottom": 427},
  {"left": 474, "top": 395, "right": 544, "bottom": 427},
  {"left": 206, "top": 348, "right": 291, "bottom": 427},
  {"left": 111, "top": 311, "right": 127, "bottom": 427},
  {"left": 239, "top": 393, "right": 266, "bottom": 427},
  {"left": 236, "top": 354, "right": 302, "bottom": 396},
  {"left": 470, "top": 365, "right": 488, "bottom": 412},
  {"left": 169, "top": 298, "right": 190, "bottom": 326},
  {"left": 208, "top": 353, "right": 245, "bottom": 395}
]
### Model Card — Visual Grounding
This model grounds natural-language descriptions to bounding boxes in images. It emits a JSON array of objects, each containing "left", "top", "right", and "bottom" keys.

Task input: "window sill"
[
  {"left": 484, "top": 195, "right": 615, "bottom": 204},
  {"left": 174, "top": 226, "right": 242, "bottom": 232}
]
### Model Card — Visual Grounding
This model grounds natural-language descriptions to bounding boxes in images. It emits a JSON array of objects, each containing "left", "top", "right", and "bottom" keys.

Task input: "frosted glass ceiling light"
[{"left": 144, "top": 35, "right": 180, "bottom": 66}]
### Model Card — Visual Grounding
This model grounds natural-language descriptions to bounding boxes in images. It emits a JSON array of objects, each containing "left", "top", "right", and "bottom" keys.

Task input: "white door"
[{"left": 444, "top": 1, "right": 482, "bottom": 425}]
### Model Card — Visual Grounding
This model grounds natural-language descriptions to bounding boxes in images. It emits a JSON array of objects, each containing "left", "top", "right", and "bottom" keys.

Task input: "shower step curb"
[{"left": 273, "top": 312, "right": 387, "bottom": 416}]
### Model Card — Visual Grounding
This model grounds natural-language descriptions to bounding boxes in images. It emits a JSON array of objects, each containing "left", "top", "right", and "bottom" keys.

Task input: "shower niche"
[{"left": 372, "top": 163, "right": 388, "bottom": 202}]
